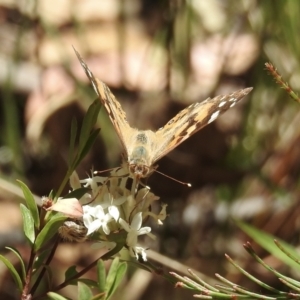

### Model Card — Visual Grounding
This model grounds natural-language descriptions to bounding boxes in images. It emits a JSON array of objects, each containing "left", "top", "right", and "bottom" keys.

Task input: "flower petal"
[
  {"left": 87, "top": 219, "right": 101, "bottom": 235},
  {"left": 119, "top": 218, "right": 131, "bottom": 232},
  {"left": 127, "top": 231, "right": 138, "bottom": 247},
  {"left": 48, "top": 198, "right": 83, "bottom": 218},
  {"left": 131, "top": 212, "right": 142, "bottom": 230},
  {"left": 137, "top": 226, "right": 151, "bottom": 235},
  {"left": 108, "top": 205, "right": 119, "bottom": 221}
]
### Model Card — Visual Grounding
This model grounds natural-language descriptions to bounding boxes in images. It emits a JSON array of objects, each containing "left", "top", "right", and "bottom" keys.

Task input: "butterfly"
[{"left": 73, "top": 47, "right": 252, "bottom": 179}]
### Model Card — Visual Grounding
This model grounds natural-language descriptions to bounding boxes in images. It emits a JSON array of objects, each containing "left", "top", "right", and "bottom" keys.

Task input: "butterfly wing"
[
  {"left": 73, "top": 47, "right": 135, "bottom": 157},
  {"left": 152, "top": 88, "right": 252, "bottom": 163}
]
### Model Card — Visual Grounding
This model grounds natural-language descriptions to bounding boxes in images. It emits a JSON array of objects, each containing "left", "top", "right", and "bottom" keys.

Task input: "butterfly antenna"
[
  {"left": 153, "top": 169, "right": 192, "bottom": 187},
  {"left": 93, "top": 168, "right": 117, "bottom": 175}
]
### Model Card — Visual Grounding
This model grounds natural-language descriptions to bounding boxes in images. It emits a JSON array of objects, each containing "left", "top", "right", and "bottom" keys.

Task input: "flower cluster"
[{"left": 49, "top": 168, "right": 167, "bottom": 261}]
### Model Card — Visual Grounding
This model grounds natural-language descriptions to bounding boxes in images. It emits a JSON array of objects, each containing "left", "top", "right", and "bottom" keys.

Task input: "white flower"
[
  {"left": 83, "top": 205, "right": 113, "bottom": 235},
  {"left": 80, "top": 175, "right": 106, "bottom": 194},
  {"left": 144, "top": 204, "right": 168, "bottom": 225},
  {"left": 119, "top": 212, "right": 151, "bottom": 260},
  {"left": 108, "top": 205, "right": 120, "bottom": 221},
  {"left": 132, "top": 188, "right": 160, "bottom": 217},
  {"left": 69, "top": 172, "right": 81, "bottom": 190},
  {"left": 101, "top": 192, "right": 127, "bottom": 209}
]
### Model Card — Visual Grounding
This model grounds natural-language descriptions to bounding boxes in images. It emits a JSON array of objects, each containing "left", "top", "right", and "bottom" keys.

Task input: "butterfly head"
[
  {"left": 127, "top": 145, "right": 155, "bottom": 179},
  {"left": 128, "top": 163, "right": 151, "bottom": 179}
]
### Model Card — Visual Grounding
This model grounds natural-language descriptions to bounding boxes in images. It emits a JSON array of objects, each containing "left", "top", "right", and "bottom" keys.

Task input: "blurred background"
[{"left": 1, "top": 0, "right": 300, "bottom": 299}]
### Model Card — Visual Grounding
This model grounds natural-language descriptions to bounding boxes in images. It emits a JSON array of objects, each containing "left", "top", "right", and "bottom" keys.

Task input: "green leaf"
[
  {"left": 38, "top": 264, "right": 53, "bottom": 290},
  {"left": 76, "top": 128, "right": 100, "bottom": 168},
  {"left": 68, "top": 278, "right": 98, "bottom": 287},
  {"left": 106, "top": 262, "right": 127, "bottom": 299},
  {"left": 78, "top": 278, "right": 98, "bottom": 287},
  {"left": 105, "top": 258, "right": 120, "bottom": 292},
  {"left": 68, "top": 117, "right": 78, "bottom": 167},
  {"left": 49, "top": 190, "right": 56, "bottom": 200},
  {"left": 67, "top": 100, "right": 101, "bottom": 170},
  {"left": 97, "top": 260, "right": 106, "bottom": 293},
  {"left": 236, "top": 220, "right": 300, "bottom": 271},
  {"left": 47, "top": 292, "right": 69, "bottom": 300},
  {"left": 106, "top": 259, "right": 127, "bottom": 300},
  {"left": 63, "top": 188, "right": 90, "bottom": 200},
  {"left": 20, "top": 204, "right": 35, "bottom": 244},
  {"left": 78, "top": 281, "right": 93, "bottom": 300},
  {"left": 92, "top": 292, "right": 106, "bottom": 300},
  {"left": 89, "top": 100, "right": 101, "bottom": 126},
  {"left": 34, "top": 215, "right": 67, "bottom": 251},
  {"left": 33, "top": 248, "right": 52, "bottom": 271},
  {"left": 17, "top": 180, "right": 40, "bottom": 229},
  {"left": 78, "top": 100, "right": 101, "bottom": 153},
  {"left": 65, "top": 265, "right": 79, "bottom": 281},
  {"left": 5, "top": 247, "right": 26, "bottom": 282},
  {"left": 101, "top": 231, "right": 127, "bottom": 261},
  {"left": 65, "top": 267, "right": 98, "bottom": 286},
  {"left": 0, "top": 255, "right": 23, "bottom": 292}
]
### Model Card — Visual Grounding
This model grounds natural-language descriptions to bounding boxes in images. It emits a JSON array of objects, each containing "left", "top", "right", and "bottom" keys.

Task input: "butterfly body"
[
  {"left": 74, "top": 47, "right": 252, "bottom": 179},
  {"left": 126, "top": 131, "right": 157, "bottom": 178}
]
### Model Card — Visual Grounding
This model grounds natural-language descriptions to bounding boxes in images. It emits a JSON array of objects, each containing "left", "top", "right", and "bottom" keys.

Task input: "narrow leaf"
[
  {"left": 78, "top": 281, "right": 93, "bottom": 300},
  {"left": 20, "top": 204, "right": 35, "bottom": 244},
  {"left": 78, "top": 100, "right": 101, "bottom": 152},
  {"left": 64, "top": 268, "right": 98, "bottom": 286},
  {"left": 106, "top": 262, "right": 127, "bottom": 300},
  {"left": 105, "top": 258, "right": 120, "bottom": 298},
  {"left": 97, "top": 260, "right": 106, "bottom": 293},
  {"left": 33, "top": 248, "right": 52, "bottom": 271},
  {"left": 47, "top": 292, "right": 69, "bottom": 300},
  {"left": 236, "top": 220, "right": 300, "bottom": 271},
  {"left": 49, "top": 190, "right": 56, "bottom": 200},
  {"left": 0, "top": 255, "right": 23, "bottom": 292},
  {"left": 34, "top": 216, "right": 67, "bottom": 251},
  {"left": 77, "top": 278, "right": 98, "bottom": 287},
  {"left": 5, "top": 247, "right": 26, "bottom": 283},
  {"left": 17, "top": 180, "right": 40, "bottom": 229},
  {"left": 63, "top": 188, "right": 90, "bottom": 200},
  {"left": 65, "top": 265, "right": 78, "bottom": 280},
  {"left": 76, "top": 129, "right": 100, "bottom": 168}
]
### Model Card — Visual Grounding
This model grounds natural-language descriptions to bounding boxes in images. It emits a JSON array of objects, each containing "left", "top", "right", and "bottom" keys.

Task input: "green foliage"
[
  {"left": 47, "top": 292, "right": 69, "bottom": 300},
  {"left": 5, "top": 247, "right": 26, "bottom": 282},
  {"left": 97, "top": 260, "right": 106, "bottom": 294},
  {"left": 78, "top": 282, "right": 94, "bottom": 300},
  {"left": 20, "top": 203, "right": 35, "bottom": 244},
  {"left": 18, "top": 180, "right": 40, "bottom": 229},
  {"left": 0, "top": 254, "right": 23, "bottom": 293},
  {"left": 236, "top": 221, "right": 300, "bottom": 271},
  {"left": 63, "top": 188, "right": 91, "bottom": 200},
  {"left": 56, "top": 99, "right": 101, "bottom": 198},
  {"left": 34, "top": 215, "right": 67, "bottom": 251},
  {"left": 71, "top": 100, "right": 101, "bottom": 171},
  {"left": 33, "top": 248, "right": 52, "bottom": 270},
  {"left": 171, "top": 226, "right": 300, "bottom": 299},
  {"left": 0, "top": 99, "right": 123, "bottom": 299},
  {"left": 104, "top": 258, "right": 127, "bottom": 300}
]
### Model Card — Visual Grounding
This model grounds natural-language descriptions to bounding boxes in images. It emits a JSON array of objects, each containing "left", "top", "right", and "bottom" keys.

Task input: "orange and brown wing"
[
  {"left": 152, "top": 88, "right": 252, "bottom": 163},
  {"left": 73, "top": 47, "right": 135, "bottom": 157}
]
